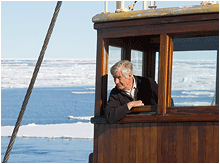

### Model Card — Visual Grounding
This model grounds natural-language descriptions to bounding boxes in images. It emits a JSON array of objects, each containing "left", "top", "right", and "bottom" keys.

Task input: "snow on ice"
[{"left": 1, "top": 122, "right": 93, "bottom": 139}]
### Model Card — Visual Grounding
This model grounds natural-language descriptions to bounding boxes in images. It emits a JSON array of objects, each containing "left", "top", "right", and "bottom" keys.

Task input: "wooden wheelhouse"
[{"left": 90, "top": 3, "right": 219, "bottom": 163}]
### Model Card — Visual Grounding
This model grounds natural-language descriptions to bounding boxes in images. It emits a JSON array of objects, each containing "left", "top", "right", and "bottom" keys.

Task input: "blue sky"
[{"left": 1, "top": 1, "right": 218, "bottom": 59}]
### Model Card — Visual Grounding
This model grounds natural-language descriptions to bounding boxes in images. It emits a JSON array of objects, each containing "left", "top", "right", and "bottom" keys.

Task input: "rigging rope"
[{"left": 2, "top": 1, "right": 62, "bottom": 163}]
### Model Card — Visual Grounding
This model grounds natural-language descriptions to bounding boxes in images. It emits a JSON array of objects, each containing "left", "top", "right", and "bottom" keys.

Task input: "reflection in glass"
[
  {"left": 108, "top": 46, "right": 121, "bottom": 90},
  {"left": 131, "top": 50, "right": 143, "bottom": 76},
  {"left": 171, "top": 51, "right": 217, "bottom": 106}
]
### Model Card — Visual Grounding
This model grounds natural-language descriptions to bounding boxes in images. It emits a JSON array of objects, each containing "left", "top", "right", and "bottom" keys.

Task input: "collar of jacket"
[{"left": 134, "top": 75, "right": 142, "bottom": 90}]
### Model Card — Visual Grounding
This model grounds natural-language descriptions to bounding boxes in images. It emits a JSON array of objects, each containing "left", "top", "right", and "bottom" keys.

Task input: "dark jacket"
[{"left": 104, "top": 76, "right": 158, "bottom": 124}]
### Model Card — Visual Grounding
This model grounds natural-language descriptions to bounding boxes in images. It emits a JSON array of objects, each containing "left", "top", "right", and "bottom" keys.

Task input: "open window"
[
  {"left": 107, "top": 47, "right": 144, "bottom": 94},
  {"left": 104, "top": 36, "right": 160, "bottom": 114}
]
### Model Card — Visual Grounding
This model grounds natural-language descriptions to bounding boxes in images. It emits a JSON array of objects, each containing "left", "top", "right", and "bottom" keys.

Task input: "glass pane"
[
  {"left": 131, "top": 50, "right": 143, "bottom": 76},
  {"left": 171, "top": 50, "right": 217, "bottom": 106},
  {"left": 108, "top": 46, "right": 121, "bottom": 91}
]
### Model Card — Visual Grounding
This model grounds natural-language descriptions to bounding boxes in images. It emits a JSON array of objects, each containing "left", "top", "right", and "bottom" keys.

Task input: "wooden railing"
[{"left": 91, "top": 105, "right": 219, "bottom": 124}]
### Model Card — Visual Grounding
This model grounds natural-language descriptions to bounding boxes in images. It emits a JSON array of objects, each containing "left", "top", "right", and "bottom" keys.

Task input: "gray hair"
[{"left": 110, "top": 60, "right": 133, "bottom": 78}]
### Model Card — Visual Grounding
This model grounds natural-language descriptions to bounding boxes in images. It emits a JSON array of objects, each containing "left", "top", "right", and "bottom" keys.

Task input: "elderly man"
[{"left": 104, "top": 60, "right": 158, "bottom": 124}]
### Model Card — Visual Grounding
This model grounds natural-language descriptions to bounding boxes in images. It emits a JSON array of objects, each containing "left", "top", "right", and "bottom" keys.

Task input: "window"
[
  {"left": 171, "top": 36, "right": 218, "bottom": 107},
  {"left": 131, "top": 50, "right": 143, "bottom": 76},
  {"left": 108, "top": 46, "right": 121, "bottom": 91}
]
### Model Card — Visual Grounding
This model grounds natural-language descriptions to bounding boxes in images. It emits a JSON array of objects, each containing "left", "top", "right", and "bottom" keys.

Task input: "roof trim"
[{"left": 92, "top": 4, "right": 219, "bottom": 23}]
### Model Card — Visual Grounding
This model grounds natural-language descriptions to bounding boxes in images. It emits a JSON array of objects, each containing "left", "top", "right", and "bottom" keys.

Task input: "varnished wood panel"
[
  {"left": 182, "top": 122, "right": 190, "bottom": 162},
  {"left": 150, "top": 123, "right": 158, "bottom": 162},
  {"left": 175, "top": 122, "right": 183, "bottom": 163},
  {"left": 168, "top": 123, "right": 176, "bottom": 162},
  {"left": 122, "top": 124, "right": 130, "bottom": 163},
  {"left": 129, "top": 123, "right": 137, "bottom": 162},
  {"left": 167, "top": 106, "right": 219, "bottom": 114},
  {"left": 213, "top": 122, "right": 219, "bottom": 162},
  {"left": 156, "top": 123, "right": 162, "bottom": 162},
  {"left": 130, "top": 105, "right": 157, "bottom": 112},
  {"left": 116, "top": 124, "right": 123, "bottom": 163},
  {"left": 103, "top": 124, "right": 111, "bottom": 163},
  {"left": 93, "top": 124, "right": 98, "bottom": 163},
  {"left": 198, "top": 122, "right": 206, "bottom": 162},
  {"left": 110, "top": 124, "right": 117, "bottom": 162},
  {"left": 205, "top": 122, "right": 214, "bottom": 163},
  {"left": 97, "top": 124, "right": 105, "bottom": 162},
  {"left": 136, "top": 123, "right": 143, "bottom": 162},
  {"left": 190, "top": 122, "right": 199, "bottom": 162},
  {"left": 98, "top": 21, "right": 218, "bottom": 39},
  {"left": 143, "top": 123, "right": 150, "bottom": 162},
  {"left": 162, "top": 123, "right": 169, "bottom": 162},
  {"left": 119, "top": 113, "right": 219, "bottom": 123},
  {"left": 94, "top": 121, "right": 219, "bottom": 163}
]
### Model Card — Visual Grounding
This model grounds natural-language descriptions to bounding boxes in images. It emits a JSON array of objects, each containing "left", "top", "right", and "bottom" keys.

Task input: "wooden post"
[
  {"left": 93, "top": 38, "right": 109, "bottom": 163},
  {"left": 158, "top": 34, "right": 173, "bottom": 114},
  {"left": 142, "top": 50, "right": 156, "bottom": 80},
  {"left": 94, "top": 37, "right": 109, "bottom": 116},
  {"left": 121, "top": 38, "right": 131, "bottom": 61},
  {"left": 167, "top": 37, "right": 173, "bottom": 107}
]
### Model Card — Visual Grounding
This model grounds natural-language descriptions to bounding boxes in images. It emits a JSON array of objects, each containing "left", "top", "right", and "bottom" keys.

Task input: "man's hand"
[{"left": 127, "top": 100, "right": 144, "bottom": 110}]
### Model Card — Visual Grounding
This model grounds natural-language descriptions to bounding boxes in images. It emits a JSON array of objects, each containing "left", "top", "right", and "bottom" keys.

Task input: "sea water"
[
  {"left": 1, "top": 86, "right": 95, "bottom": 126},
  {"left": 1, "top": 86, "right": 95, "bottom": 163},
  {"left": 1, "top": 137, "right": 93, "bottom": 163}
]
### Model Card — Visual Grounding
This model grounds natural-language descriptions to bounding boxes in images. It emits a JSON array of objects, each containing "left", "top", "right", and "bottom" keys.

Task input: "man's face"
[{"left": 113, "top": 70, "right": 133, "bottom": 91}]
